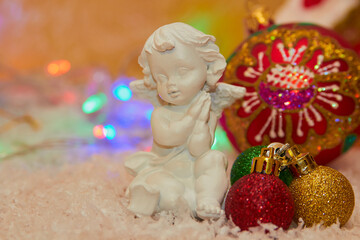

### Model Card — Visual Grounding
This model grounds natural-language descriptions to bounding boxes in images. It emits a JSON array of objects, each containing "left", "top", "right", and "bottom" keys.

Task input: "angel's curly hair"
[{"left": 138, "top": 22, "right": 226, "bottom": 91}]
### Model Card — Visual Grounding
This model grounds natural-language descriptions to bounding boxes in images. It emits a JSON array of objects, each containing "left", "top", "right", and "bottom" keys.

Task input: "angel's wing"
[
  {"left": 129, "top": 79, "right": 163, "bottom": 107},
  {"left": 210, "top": 82, "right": 246, "bottom": 117}
]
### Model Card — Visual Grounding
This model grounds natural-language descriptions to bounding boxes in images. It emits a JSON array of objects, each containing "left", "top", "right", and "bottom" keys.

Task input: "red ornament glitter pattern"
[
  {"left": 221, "top": 23, "right": 360, "bottom": 164},
  {"left": 225, "top": 173, "right": 294, "bottom": 231},
  {"left": 239, "top": 40, "right": 351, "bottom": 146}
]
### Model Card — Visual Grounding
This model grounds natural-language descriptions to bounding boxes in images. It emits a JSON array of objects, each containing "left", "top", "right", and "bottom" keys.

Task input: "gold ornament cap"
[
  {"left": 250, "top": 147, "right": 281, "bottom": 176},
  {"left": 285, "top": 145, "right": 318, "bottom": 178}
]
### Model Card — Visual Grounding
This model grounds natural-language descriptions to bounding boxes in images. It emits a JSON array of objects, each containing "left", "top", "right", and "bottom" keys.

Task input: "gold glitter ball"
[{"left": 289, "top": 166, "right": 355, "bottom": 227}]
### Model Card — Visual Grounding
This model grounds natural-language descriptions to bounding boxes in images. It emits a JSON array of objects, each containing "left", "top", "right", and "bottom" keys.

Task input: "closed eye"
[{"left": 178, "top": 67, "right": 191, "bottom": 76}]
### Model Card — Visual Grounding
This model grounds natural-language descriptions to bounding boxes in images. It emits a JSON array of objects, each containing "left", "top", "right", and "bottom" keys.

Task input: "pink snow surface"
[{"left": 0, "top": 149, "right": 359, "bottom": 239}]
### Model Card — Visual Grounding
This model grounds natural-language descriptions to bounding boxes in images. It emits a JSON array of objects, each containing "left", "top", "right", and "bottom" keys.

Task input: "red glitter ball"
[{"left": 225, "top": 173, "right": 294, "bottom": 231}]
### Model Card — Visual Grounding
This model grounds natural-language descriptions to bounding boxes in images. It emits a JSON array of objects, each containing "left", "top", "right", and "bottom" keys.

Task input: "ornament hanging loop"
[
  {"left": 251, "top": 147, "right": 281, "bottom": 176},
  {"left": 277, "top": 143, "right": 291, "bottom": 158},
  {"left": 267, "top": 142, "right": 291, "bottom": 169},
  {"left": 285, "top": 145, "right": 318, "bottom": 177}
]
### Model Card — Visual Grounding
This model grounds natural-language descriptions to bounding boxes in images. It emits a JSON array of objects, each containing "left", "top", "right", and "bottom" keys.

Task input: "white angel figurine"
[{"left": 124, "top": 22, "right": 245, "bottom": 220}]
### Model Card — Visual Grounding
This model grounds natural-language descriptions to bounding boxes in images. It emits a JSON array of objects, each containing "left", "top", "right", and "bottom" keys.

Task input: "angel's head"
[{"left": 138, "top": 22, "right": 226, "bottom": 105}]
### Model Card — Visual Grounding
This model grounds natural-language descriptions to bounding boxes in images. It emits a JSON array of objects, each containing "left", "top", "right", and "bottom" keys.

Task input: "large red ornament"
[
  {"left": 225, "top": 148, "right": 294, "bottom": 231},
  {"left": 225, "top": 173, "right": 294, "bottom": 231},
  {"left": 221, "top": 23, "right": 360, "bottom": 165}
]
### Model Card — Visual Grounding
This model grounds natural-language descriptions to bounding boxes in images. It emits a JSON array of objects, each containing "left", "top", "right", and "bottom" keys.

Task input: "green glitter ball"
[
  {"left": 230, "top": 145, "right": 266, "bottom": 185},
  {"left": 230, "top": 145, "right": 293, "bottom": 186}
]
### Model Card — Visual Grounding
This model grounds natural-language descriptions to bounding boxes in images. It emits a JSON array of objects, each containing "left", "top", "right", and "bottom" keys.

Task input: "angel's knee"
[{"left": 195, "top": 150, "right": 227, "bottom": 177}]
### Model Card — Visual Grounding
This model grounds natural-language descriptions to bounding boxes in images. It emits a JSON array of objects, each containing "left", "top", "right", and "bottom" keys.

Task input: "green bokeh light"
[
  {"left": 211, "top": 126, "right": 233, "bottom": 152},
  {"left": 82, "top": 92, "right": 108, "bottom": 114},
  {"left": 187, "top": 12, "right": 212, "bottom": 34}
]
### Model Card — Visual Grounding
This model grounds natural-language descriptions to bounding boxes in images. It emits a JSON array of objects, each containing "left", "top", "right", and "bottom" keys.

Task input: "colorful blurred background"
[
  {"left": 1, "top": 0, "right": 360, "bottom": 159},
  {"left": 0, "top": 0, "right": 287, "bottom": 77}
]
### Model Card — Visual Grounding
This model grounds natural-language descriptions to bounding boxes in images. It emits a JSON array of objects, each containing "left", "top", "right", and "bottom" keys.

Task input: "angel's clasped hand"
[{"left": 186, "top": 91, "right": 210, "bottom": 120}]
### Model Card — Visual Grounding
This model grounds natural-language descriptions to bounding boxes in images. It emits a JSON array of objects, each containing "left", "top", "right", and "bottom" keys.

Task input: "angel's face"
[{"left": 147, "top": 41, "right": 208, "bottom": 105}]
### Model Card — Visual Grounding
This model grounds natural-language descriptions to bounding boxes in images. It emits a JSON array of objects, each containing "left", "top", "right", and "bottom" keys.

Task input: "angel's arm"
[
  {"left": 187, "top": 97, "right": 215, "bottom": 157},
  {"left": 151, "top": 91, "right": 209, "bottom": 147},
  {"left": 151, "top": 107, "right": 197, "bottom": 147},
  {"left": 187, "top": 110, "right": 217, "bottom": 157}
]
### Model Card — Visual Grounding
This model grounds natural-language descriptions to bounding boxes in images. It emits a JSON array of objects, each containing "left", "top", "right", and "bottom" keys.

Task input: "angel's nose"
[{"left": 167, "top": 77, "right": 176, "bottom": 87}]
